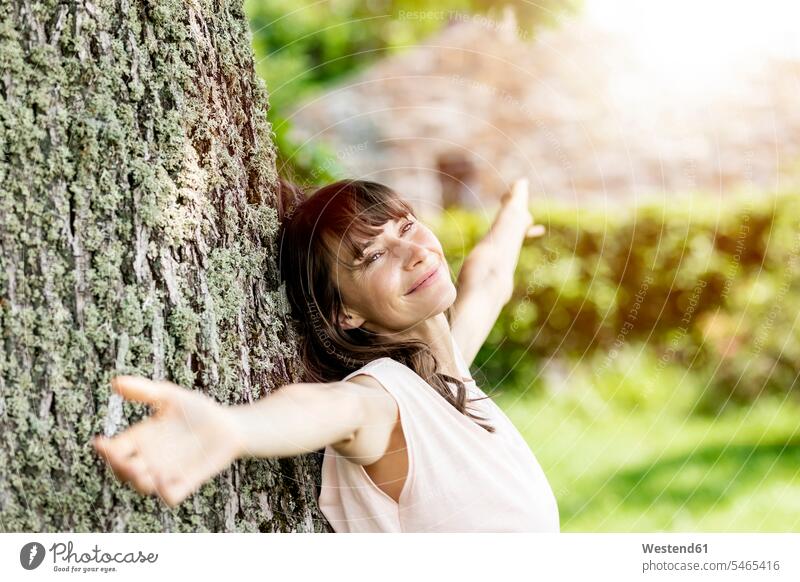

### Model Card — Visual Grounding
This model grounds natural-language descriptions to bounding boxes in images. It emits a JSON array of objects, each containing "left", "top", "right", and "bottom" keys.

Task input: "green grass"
[{"left": 492, "top": 347, "right": 800, "bottom": 532}]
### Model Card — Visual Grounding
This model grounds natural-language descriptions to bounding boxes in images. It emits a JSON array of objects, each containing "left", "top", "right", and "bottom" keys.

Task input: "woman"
[{"left": 92, "top": 176, "right": 558, "bottom": 532}]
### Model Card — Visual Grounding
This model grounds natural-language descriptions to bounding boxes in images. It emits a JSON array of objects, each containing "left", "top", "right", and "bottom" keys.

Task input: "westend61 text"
[
  {"left": 642, "top": 543, "right": 708, "bottom": 554},
  {"left": 48, "top": 541, "right": 159, "bottom": 564}
]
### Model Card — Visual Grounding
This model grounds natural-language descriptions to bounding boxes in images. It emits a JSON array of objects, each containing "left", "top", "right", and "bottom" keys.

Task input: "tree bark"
[{"left": 0, "top": 0, "right": 330, "bottom": 532}]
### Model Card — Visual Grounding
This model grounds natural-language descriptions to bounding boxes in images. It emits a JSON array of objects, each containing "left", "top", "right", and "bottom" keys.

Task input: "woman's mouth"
[{"left": 405, "top": 262, "right": 441, "bottom": 295}]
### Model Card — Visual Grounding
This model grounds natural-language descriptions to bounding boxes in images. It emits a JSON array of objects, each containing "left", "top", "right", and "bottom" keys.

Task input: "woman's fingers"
[
  {"left": 111, "top": 375, "right": 174, "bottom": 407},
  {"left": 93, "top": 429, "right": 196, "bottom": 507},
  {"left": 94, "top": 376, "right": 182, "bottom": 466},
  {"left": 94, "top": 437, "right": 178, "bottom": 501},
  {"left": 526, "top": 224, "right": 546, "bottom": 238},
  {"left": 91, "top": 379, "right": 232, "bottom": 509},
  {"left": 93, "top": 434, "right": 134, "bottom": 467},
  {"left": 512, "top": 177, "right": 529, "bottom": 197},
  {"left": 160, "top": 475, "right": 200, "bottom": 509},
  {"left": 156, "top": 446, "right": 231, "bottom": 508},
  {"left": 100, "top": 447, "right": 144, "bottom": 485},
  {"left": 94, "top": 417, "right": 158, "bottom": 462},
  {"left": 92, "top": 417, "right": 168, "bottom": 483},
  {"left": 125, "top": 455, "right": 157, "bottom": 494}
]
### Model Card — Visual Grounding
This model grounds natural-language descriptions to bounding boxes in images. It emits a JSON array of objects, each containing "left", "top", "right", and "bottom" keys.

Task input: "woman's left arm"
[{"left": 450, "top": 178, "right": 545, "bottom": 365}]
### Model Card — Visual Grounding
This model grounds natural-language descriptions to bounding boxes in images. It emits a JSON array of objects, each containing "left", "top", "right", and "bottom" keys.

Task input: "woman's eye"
[{"left": 365, "top": 221, "right": 413, "bottom": 266}]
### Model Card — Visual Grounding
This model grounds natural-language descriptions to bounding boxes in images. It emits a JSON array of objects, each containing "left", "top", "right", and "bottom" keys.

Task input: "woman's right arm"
[
  {"left": 92, "top": 376, "right": 383, "bottom": 508},
  {"left": 230, "top": 380, "right": 370, "bottom": 459}
]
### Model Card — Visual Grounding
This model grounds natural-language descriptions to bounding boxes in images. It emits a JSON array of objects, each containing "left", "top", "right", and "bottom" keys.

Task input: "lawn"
[{"left": 492, "top": 347, "right": 800, "bottom": 532}]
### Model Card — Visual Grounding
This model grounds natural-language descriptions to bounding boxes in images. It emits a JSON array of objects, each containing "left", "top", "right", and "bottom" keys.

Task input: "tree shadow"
[{"left": 561, "top": 439, "right": 800, "bottom": 523}]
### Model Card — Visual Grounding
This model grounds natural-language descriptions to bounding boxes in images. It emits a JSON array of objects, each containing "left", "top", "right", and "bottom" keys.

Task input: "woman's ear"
[{"left": 339, "top": 311, "right": 366, "bottom": 331}]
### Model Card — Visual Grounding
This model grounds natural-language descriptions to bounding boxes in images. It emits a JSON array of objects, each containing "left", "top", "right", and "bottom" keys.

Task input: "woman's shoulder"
[
  {"left": 341, "top": 357, "right": 423, "bottom": 400},
  {"left": 341, "top": 356, "right": 397, "bottom": 381},
  {"left": 342, "top": 357, "right": 412, "bottom": 382}
]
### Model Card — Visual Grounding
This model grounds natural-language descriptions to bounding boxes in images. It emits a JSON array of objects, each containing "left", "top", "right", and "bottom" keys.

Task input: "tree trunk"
[{"left": 0, "top": 0, "right": 330, "bottom": 532}]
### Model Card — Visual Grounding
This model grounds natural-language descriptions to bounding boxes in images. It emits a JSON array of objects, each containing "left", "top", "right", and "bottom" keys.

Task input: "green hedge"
[{"left": 436, "top": 192, "right": 800, "bottom": 411}]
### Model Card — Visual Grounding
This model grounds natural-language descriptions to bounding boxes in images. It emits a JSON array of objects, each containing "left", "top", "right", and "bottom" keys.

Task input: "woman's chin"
[
  {"left": 400, "top": 273, "right": 456, "bottom": 319},
  {"left": 419, "top": 284, "right": 457, "bottom": 314}
]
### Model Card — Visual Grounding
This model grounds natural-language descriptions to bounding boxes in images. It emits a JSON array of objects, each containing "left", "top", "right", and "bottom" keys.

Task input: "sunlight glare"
[{"left": 583, "top": 0, "right": 800, "bottom": 102}]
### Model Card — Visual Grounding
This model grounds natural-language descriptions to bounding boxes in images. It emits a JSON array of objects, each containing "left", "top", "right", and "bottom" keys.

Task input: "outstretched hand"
[
  {"left": 92, "top": 376, "right": 243, "bottom": 508},
  {"left": 499, "top": 178, "right": 547, "bottom": 239}
]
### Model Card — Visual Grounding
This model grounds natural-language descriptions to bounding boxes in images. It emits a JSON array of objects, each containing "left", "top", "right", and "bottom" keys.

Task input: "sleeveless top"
[{"left": 317, "top": 335, "right": 560, "bottom": 532}]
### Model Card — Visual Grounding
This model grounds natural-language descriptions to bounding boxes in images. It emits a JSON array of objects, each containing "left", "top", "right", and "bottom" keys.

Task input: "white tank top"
[{"left": 317, "top": 335, "right": 560, "bottom": 532}]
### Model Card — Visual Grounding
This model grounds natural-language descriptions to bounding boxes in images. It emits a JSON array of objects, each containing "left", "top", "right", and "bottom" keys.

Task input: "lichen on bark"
[{"left": 0, "top": 0, "right": 330, "bottom": 532}]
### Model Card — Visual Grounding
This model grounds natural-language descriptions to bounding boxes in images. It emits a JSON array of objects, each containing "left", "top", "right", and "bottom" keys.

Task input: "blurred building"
[{"left": 288, "top": 8, "right": 800, "bottom": 218}]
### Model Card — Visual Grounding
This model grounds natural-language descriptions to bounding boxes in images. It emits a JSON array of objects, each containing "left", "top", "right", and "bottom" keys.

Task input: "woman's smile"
[{"left": 405, "top": 260, "right": 442, "bottom": 296}]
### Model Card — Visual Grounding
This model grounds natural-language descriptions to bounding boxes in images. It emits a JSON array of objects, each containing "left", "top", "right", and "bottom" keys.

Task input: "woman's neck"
[{"left": 401, "top": 313, "right": 466, "bottom": 381}]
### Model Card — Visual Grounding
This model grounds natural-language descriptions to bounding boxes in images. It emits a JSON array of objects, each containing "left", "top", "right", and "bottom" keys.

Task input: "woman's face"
[{"left": 331, "top": 213, "right": 457, "bottom": 335}]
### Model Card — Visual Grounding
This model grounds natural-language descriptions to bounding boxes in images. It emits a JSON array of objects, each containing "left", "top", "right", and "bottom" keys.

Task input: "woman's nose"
[{"left": 401, "top": 241, "right": 429, "bottom": 270}]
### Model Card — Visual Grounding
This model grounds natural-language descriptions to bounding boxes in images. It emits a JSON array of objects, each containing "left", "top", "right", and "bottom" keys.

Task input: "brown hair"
[{"left": 277, "top": 176, "right": 495, "bottom": 433}]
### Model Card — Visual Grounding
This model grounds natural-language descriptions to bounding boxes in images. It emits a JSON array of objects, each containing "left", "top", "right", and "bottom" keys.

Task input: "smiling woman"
[
  {"left": 92, "top": 174, "right": 557, "bottom": 532},
  {"left": 273, "top": 177, "right": 558, "bottom": 532},
  {"left": 277, "top": 177, "right": 492, "bottom": 431}
]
